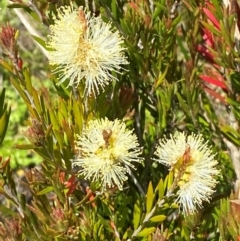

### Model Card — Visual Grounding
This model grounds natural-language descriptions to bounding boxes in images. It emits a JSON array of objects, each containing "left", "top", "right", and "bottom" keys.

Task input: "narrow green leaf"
[
  {"left": 203, "top": 102, "right": 218, "bottom": 124},
  {"left": 0, "top": 59, "right": 13, "bottom": 72},
  {"left": 0, "top": 113, "right": 9, "bottom": 144},
  {"left": 154, "top": 65, "right": 169, "bottom": 89},
  {"left": 171, "top": 14, "right": 181, "bottom": 27},
  {"left": 146, "top": 181, "right": 154, "bottom": 213},
  {"left": 182, "top": 0, "right": 193, "bottom": 12},
  {"left": 221, "top": 125, "right": 240, "bottom": 146},
  {"left": 120, "top": 19, "right": 132, "bottom": 34},
  {"left": 152, "top": 3, "right": 165, "bottom": 22},
  {"left": 45, "top": 124, "right": 53, "bottom": 139},
  {"left": 49, "top": 108, "right": 60, "bottom": 130},
  {"left": 137, "top": 227, "right": 156, "bottom": 237},
  {"left": 62, "top": 120, "right": 74, "bottom": 146},
  {"left": 52, "top": 182, "right": 65, "bottom": 203},
  {"left": 211, "top": 0, "right": 222, "bottom": 18},
  {"left": 198, "top": 115, "right": 210, "bottom": 127},
  {"left": 35, "top": 147, "right": 51, "bottom": 160},
  {"left": 32, "top": 35, "right": 47, "bottom": 49},
  {"left": 23, "top": 68, "right": 33, "bottom": 94},
  {"left": 37, "top": 186, "right": 54, "bottom": 195},
  {"left": 167, "top": 172, "right": 174, "bottom": 190},
  {"left": 133, "top": 200, "right": 141, "bottom": 229},
  {"left": 227, "top": 97, "right": 240, "bottom": 106},
  {"left": 111, "top": 0, "right": 117, "bottom": 19},
  {"left": 93, "top": 220, "right": 102, "bottom": 240},
  {"left": 220, "top": 20, "right": 231, "bottom": 47},
  {"left": 176, "top": 92, "right": 190, "bottom": 117},
  {"left": 150, "top": 215, "right": 166, "bottom": 222},
  {"left": 52, "top": 129, "right": 64, "bottom": 149},
  {"left": 157, "top": 90, "right": 167, "bottom": 129},
  {"left": 57, "top": 108, "right": 65, "bottom": 125},
  {"left": 7, "top": 4, "right": 29, "bottom": 9},
  {"left": 32, "top": 89, "right": 42, "bottom": 114},
  {"left": 200, "top": 21, "right": 221, "bottom": 36},
  {"left": 40, "top": 94, "right": 46, "bottom": 120},
  {"left": 10, "top": 77, "right": 31, "bottom": 104},
  {"left": 171, "top": 203, "right": 178, "bottom": 209},
  {"left": 0, "top": 205, "right": 18, "bottom": 217},
  {"left": 163, "top": 175, "right": 169, "bottom": 190},
  {"left": 123, "top": 230, "right": 132, "bottom": 240},
  {"left": 0, "top": 88, "right": 6, "bottom": 115},
  {"left": 59, "top": 99, "right": 68, "bottom": 119},
  {"left": 72, "top": 98, "right": 83, "bottom": 132},
  {"left": 15, "top": 144, "right": 36, "bottom": 150},
  {"left": 26, "top": 103, "right": 38, "bottom": 117},
  {"left": 158, "top": 178, "right": 164, "bottom": 200}
]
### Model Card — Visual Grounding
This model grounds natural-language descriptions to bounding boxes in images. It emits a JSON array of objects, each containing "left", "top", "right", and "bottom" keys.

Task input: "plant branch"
[{"left": 127, "top": 183, "right": 176, "bottom": 241}]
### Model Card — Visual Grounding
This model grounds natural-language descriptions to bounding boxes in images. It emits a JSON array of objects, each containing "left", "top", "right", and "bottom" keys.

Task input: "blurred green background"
[{"left": 0, "top": 0, "right": 49, "bottom": 167}]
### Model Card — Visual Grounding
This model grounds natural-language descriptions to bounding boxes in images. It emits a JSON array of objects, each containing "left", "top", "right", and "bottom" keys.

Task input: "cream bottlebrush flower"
[
  {"left": 72, "top": 118, "right": 142, "bottom": 190},
  {"left": 46, "top": 6, "right": 128, "bottom": 96},
  {"left": 154, "top": 132, "right": 220, "bottom": 215}
]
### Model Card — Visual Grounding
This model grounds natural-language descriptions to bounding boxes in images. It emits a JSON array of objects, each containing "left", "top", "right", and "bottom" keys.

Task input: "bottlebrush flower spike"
[
  {"left": 72, "top": 118, "right": 142, "bottom": 190},
  {"left": 46, "top": 6, "right": 128, "bottom": 96},
  {"left": 154, "top": 132, "right": 220, "bottom": 215}
]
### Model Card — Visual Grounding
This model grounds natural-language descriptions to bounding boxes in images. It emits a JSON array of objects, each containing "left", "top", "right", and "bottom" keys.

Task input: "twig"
[{"left": 127, "top": 187, "right": 175, "bottom": 241}]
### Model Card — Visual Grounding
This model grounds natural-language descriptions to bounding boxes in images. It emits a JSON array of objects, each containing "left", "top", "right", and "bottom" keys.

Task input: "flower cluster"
[
  {"left": 72, "top": 118, "right": 142, "bottom": 190},
  {"left": 46, "top": 6, "right": 128, "bottom": 96},
  {"left": 154, "top": 132, "right": 220, "bottom": 215},
  {"left": 73, "top": 121, "right": 220, "bottom": 215}
]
